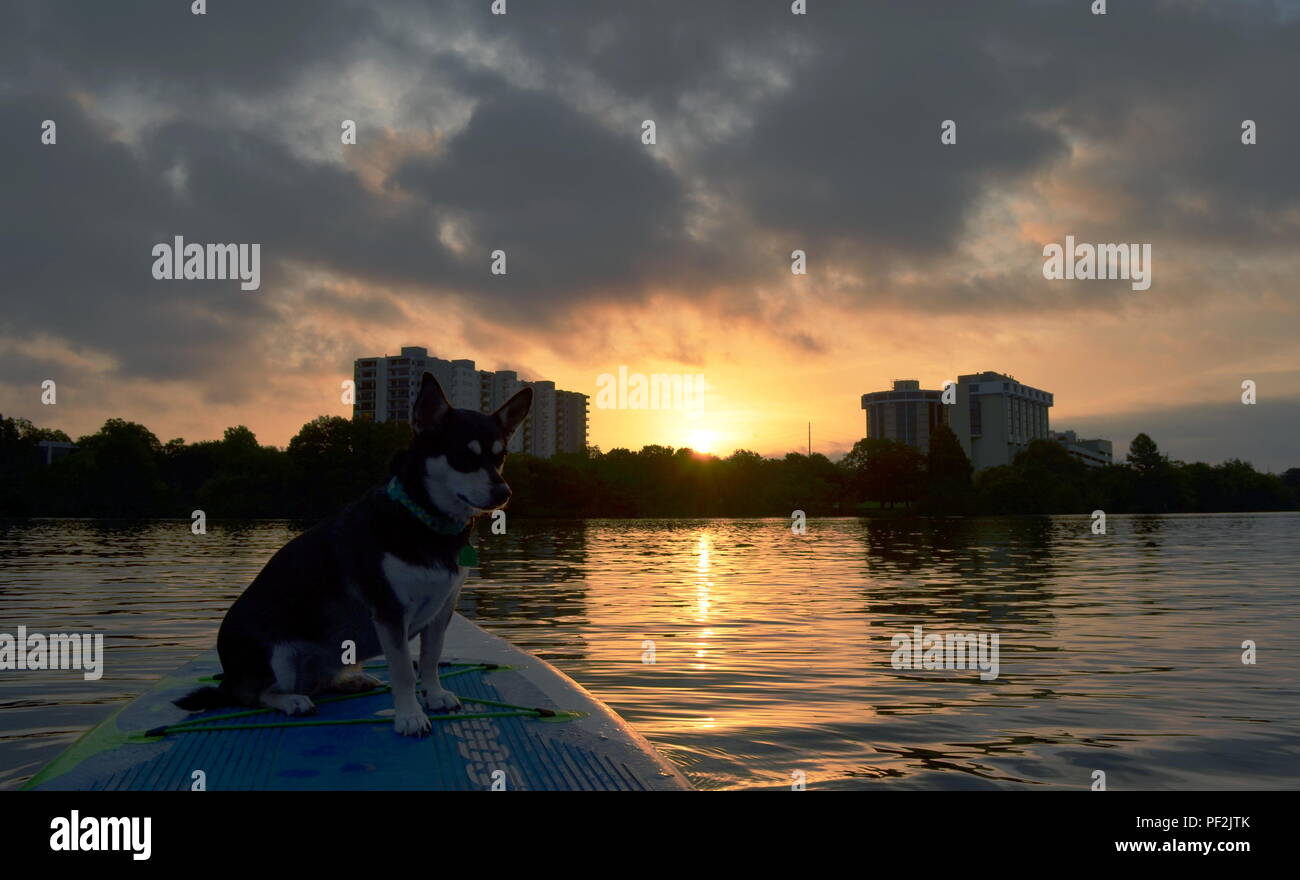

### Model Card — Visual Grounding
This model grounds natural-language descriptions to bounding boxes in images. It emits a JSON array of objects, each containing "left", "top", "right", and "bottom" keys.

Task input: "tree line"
[{"left": 2, "top": 413, "right": 1297, "bottom": 520}]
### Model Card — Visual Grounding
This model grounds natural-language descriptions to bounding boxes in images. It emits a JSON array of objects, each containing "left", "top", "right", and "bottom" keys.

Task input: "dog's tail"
[{"left": 173, "top": 679, "right": 232, "bottom": 712}]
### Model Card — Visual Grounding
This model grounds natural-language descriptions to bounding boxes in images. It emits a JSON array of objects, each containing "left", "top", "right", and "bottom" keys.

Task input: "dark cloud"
[
  {"left": 1068, "top": 396, "right": 1300, "bottom": 475},
  {"left": 1, "top": 0, "right": 1297, "bottom": 446},
  {"left": 1001, "top": 0, "right": 1300, "bottom": 248},
  {"left": 390, "top": 79, "right": 725, "bottom": 309},
  {"left": 139, "top": 118, "right": 457, "bottom": 290},
  {"left": 0, "top": 92, "right": 276, "bottom": 382},
  {"left": 447, "top": 0, "right": 788, "bottom": 106},
  {"left": 4, "top": 0, "right": 381, "bottom": 96},
  {"left": 697, "top": 4, "right": 1068, "bottom": 260}
]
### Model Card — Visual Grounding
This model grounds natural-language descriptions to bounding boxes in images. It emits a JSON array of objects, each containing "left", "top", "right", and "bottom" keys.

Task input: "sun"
[{"left": 686, "top": 429, "right": 717, "bottom": 454}]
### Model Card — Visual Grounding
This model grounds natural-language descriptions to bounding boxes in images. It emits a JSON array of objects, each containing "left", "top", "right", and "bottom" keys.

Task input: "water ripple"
[{"left": 1, "top": 514, "right": 1297, "bottom": 790}]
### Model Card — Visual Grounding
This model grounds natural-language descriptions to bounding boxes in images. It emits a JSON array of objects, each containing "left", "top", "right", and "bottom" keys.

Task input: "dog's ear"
[
  {"left": 493, "top": 386, "right": 533, "bottom": 439},
  {"left": 412, "top": 372, "right": 452, "bottom": 434}
]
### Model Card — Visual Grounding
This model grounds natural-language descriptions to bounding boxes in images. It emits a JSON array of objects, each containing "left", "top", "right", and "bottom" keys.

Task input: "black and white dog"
[{"left": 176, "top": 373, "right": 532, "bottom": 736}]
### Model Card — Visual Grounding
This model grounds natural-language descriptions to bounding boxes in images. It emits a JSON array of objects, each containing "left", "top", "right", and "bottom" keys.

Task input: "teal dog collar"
[{"left": 385, "top": 477, "right": 478, "bottom": 566}]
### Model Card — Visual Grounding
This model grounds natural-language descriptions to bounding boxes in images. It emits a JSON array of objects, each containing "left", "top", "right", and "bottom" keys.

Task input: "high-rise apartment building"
[
  {"left": 527, "top": 381, "right": 557, "bottom": 458},
  {"left": 353, "top": 347, "right": 588, "bottom": 457},
  {"left": 860, "top": 379, "right": 950, "bottom": 451},
  {"left": 556, "top": 391, "right": 589, "bottom": 459},
  {"left": 949, "top": 371, "right": 1053, "bottom": 470},
  {"left": 862, "top": 371, "right": 1066, "bottom": 470}
]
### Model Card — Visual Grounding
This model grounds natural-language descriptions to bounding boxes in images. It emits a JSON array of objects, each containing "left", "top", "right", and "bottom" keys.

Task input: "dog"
[{"left": 175, "top": 372, "right": 532, "bottom": 736}]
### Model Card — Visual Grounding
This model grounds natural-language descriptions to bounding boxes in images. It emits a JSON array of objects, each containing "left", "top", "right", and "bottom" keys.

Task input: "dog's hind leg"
[
  {"left": 260, "top": 690, "right": 316, "bottom": 715},
  {"left": 328, "top": 665, "right": 382, "bottom": 693},
  {"left": 258, "top": 643, "right": 318, "bottom": 716}
]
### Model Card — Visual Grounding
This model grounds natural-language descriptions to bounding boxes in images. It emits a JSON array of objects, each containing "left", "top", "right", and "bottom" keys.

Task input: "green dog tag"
[{"left": 457, "top": 545, "right": 479, "bottom": 567}]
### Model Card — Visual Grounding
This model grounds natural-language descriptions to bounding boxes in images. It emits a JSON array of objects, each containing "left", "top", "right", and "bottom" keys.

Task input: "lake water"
[{"left": 2, "top": 514, "right": 1297, "bottom": 790}]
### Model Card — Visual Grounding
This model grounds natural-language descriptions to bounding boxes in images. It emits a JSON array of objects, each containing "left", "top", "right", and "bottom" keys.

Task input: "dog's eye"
[
  {"left": 467, "top": 440, "right": 481, "bottom": 455},
  {"left": 447, "top": 447, "right": 479, "bottom": 471}
]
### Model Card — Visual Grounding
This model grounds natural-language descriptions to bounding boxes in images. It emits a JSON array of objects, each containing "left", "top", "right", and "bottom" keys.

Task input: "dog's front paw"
[
  {"left": 283, "top": 694, "right": 316, "bottom": 716},
  {"left": 420, "top": 687, "right": 462, "bottom": 713},
  {"left": 394, "top": 709, "right": 432, "bottom": 737}
]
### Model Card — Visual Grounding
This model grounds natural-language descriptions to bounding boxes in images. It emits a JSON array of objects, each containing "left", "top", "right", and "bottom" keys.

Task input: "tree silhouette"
[
  {"left": 924, "top": 424, "right": 973, "bottom": 513},
  {"left": 1, "top": 414, "right": 1295, "bottom": 518},
  {"left": 1127, "top": 433, "right": 1165, "bottom": 473}
]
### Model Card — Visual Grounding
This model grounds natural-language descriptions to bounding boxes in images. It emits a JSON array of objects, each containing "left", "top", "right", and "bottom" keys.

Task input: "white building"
[
  {"left": 353, "top": 347, "right": 587, "bottom": 457},
  {"left": 485, "top": 369, "right": 528, "bottom": 453},
  {"left": 35, "top": 440, "right": 77, "bottom": 465},
  {"left": 556, "top": 391, "right": 589, "bottom": 459},
  {"left": 948, "top": 371, "right": 1053, "bottom": 470},
  {"left": 527, "top": 381, "right": 557, "bottom": 458},
  {"left": 859, "top": 379, "right": 950, "bottom": 451},
  {"left": 1050, "top": 430, "right": 1113, "bottom": 468}
]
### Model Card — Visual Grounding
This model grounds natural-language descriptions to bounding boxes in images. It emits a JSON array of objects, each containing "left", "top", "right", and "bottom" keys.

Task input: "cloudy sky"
[{"left": 3, "top": 0, "right": 1298, "bottom": 470}]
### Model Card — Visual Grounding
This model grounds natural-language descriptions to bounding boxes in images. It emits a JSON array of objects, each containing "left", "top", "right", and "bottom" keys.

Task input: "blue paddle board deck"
[{"left": 25, "top": 615, "right": 691, "bottom": 791}]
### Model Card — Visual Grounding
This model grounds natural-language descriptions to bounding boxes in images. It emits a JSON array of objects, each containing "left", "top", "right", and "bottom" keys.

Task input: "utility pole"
[{"left": 807, "top": 422, "right": 811, "bottom": 457}]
